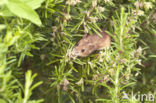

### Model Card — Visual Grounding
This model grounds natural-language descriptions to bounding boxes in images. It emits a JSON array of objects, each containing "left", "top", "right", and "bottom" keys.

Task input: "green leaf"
[
  {"left": 0, "top": 0, "right": 8, "bottom": 6},
  {"left": 7, "top": 0, "right": 42, "bottom": 26},
  {"left": 18, "top": 53, "right": 25, "bottom": 67},
  {"left": 149, "top": 55, "right": 156, "bottom": 58},
  {"left": 4, "top": 32, "right": 15, "bottom": 46},
  {"left": 30, "top": 81, "right": 43, "bottom": 91},
  {"left": 23, "top": 0, "right": 45, "bottom": 9},
  {"left": 0, "top": 99, "right": 6, "bottom": 103},
  {"left": 0, "top": 24, "right": 6, "bottom": 30},
  {"left": 0, "top": 5, "right": 15, "bottom": 17},
  {"left": 24, "top": 52, "right": 33, "bottom": 57},
  {"left": 47, "top": 59, "right": 60, "bottom": 65},
  {"left": 0, "top": 7, "right": 14, "bottom": 17}
]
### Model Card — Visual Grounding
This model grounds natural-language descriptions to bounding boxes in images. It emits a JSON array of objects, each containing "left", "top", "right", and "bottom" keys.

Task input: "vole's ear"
[
  {"left": 88, "top": 44, "right": 95, "bottom": 50},
  {"left": 75, "top": 43, "right": 79, "bottom": 46}
]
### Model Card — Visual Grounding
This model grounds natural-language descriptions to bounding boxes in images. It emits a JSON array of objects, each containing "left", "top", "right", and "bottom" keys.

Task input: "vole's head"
[
  {"left": 70, "top": 38, "right": 96, "bottom": 58},
  {"left": 69, "top": 30, "right": 111, "bottom": 59}
]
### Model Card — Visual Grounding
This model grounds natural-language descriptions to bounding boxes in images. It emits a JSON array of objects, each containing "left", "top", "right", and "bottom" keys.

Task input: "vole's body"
[{"left": 70, "top": 29, "right": 111, "bottom": 58}]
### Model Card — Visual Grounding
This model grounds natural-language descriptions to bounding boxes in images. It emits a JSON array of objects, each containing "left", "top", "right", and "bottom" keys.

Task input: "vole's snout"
[
  {"left": 68, "top": 49, "right": 80, "bottom": 59},
  {"left": 72, "top": 49, "right": 81, "bottom": 56}
]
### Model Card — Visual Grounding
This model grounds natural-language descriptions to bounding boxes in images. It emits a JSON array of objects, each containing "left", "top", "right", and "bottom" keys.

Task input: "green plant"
[
  {"left": 0, "top": 0, "right": 45, "bottom": 103},
  {"left": 0, "top": 0, "right": 156, "bottom": 103}
]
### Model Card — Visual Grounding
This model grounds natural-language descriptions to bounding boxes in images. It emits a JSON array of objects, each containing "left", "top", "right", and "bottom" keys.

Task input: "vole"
[{"left": 69, "top": 29, "right": 111, "bottom": 59}]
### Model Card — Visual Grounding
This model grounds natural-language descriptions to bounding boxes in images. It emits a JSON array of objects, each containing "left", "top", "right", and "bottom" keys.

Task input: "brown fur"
[{"left": 70, "top": 30, "right": 111, "bottom": 58}]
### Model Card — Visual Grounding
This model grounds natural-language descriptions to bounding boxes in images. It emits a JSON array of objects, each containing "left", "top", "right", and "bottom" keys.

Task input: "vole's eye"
[
  {"left": 81, "top": 49, "right": 85, "bottom": 52},
  {"left": 76, "top": 43, "right": 79, "bottom": 46}
]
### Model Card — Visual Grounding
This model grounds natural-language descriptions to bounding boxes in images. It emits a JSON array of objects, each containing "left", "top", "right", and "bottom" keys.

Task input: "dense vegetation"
[{"left": 0, "top": 0, "right": 156, "bottom": 103}]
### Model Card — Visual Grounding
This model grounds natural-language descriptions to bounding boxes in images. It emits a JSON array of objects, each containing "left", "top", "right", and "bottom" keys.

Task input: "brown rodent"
[{"left": 70, "top": 29, "right": 111, "bottom": 58}]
